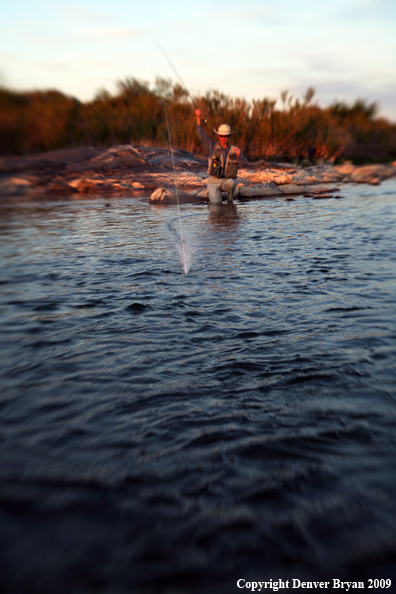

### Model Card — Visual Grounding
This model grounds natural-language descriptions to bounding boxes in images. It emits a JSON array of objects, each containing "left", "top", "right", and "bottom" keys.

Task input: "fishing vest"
[{"left": 208, "top": 145, "right": 239, "bottom": 179}]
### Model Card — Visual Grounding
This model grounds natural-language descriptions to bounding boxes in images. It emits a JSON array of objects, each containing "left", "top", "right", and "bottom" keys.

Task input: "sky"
[{"left": 1, "top": 0, "right": 396, "bottom": 120}]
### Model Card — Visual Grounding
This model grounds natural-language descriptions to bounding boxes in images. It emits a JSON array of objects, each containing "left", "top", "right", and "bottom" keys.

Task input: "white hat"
[{"left": 214, "top": 124, "right": 233, "bottom": 136}]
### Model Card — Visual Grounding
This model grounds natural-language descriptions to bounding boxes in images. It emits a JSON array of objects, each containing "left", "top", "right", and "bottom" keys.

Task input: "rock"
[
  {"left": 280, "top": 184, "right": 340, "bottom": 196},
  {"left": 177, "top": 172, "right": 207, "bottom": 187},
  {"left": 150, "top": 187, "right": 203, "bottom": 204},
  {"left": 8, "top": 176, "right": 32, "bottom": 186},
  {"left": 350, "top": 165, "right": 383, "bottom": 185},
  {"left": 1, "top": 144, "right": 395, "bottom": 201},
  {"left": 372, "top": 164, "right": 396, "bottom": 180},
  {"left": 296, "top": 165, "right": 346, "bottom": 183},
  {"left": 279, "top": 184, "right": 307, "bottom": 195},
  {"left": 0, "top": 176, "right": 32, "bottom": 196},
  {"left": 335, "top": 163, "right": 396, "bottom": 184},
  {"left": 68, "top": 178, "right": 103, "bottom": 192},
  {"left": 188, "top": 188, "right": 208, "bottom": 198},
  {"left": 236, "top": 182, "right": 282, "bottom": 198},
  {"left": 335, "top": 163, "right": 355, "bottom": 178},
  {"left": 150, "top": 187, "right": 171, "bottom": 202},
  {"left": 89, "top": 145, "right": 149, "bottom": 169},
  {"left": 45, "top": 180, "right": 78, "bottom": 194},
  {"left": 246, "top": 170, "right": 294, "bottom": 185}
]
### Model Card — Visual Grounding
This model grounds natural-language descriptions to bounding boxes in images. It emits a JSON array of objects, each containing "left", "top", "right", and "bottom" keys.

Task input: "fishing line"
[
  {"left": 162, "top": 97, "right": 188, "bottom": 274},
  {"left": 157, "top": 43, "right": 208, "bottom": 126}
]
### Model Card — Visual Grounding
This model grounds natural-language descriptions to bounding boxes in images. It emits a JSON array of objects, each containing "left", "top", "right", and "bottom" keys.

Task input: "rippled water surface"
[{"left": 1, "top": 182, "right": 396, "bottom": 593}]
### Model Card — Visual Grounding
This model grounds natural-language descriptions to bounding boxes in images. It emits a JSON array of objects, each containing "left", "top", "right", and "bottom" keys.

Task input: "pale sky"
[{"left": 1, "top": 0, "right": 396, "bottom": 120}]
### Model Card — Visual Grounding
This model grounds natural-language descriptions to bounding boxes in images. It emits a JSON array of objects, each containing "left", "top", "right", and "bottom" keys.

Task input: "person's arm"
[{"left": 195, "top": 109, "right": 214, "bottom": 154}]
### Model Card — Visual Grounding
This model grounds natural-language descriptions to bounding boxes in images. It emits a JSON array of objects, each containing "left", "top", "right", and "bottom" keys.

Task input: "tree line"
[{"left": 1, "top": 77, "right": 395, "bottom": 163}]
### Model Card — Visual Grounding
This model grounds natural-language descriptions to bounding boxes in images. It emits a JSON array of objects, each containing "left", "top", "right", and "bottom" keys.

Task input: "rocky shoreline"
[{"left": 1, "top": 144, "right": 395, "bottom": 204}]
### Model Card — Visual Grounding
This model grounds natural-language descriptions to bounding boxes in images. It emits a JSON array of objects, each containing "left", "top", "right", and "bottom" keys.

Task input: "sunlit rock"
[
  {"left": 177, "top": 172, "right": 206, "bottom": 187},
  {"left": 293, "top": 166, "right": 345, "bottom": 184},
  {"left": 0, "top": 176, "right": 32, "bottom": 196},
  {"left": 280, "top": 184, "right": 340, "bottom": 196},
  {"left": 335, "top": 163, "right": 355, "bottom": 178},
  {"left": 335, "top": 163, "right": 396, "bottom": 184},
  {"left": 150, "top": 188, "right": 172, "bottom": 202},
  {"left": 150, "top": 187, "right": 203, "bottom": 204},
  {"left": 350, "top": 165, "right": 389, "bottom": 185},
  {"left": 242, "top": 169, "right": 294, "bottom": 185},
  {"left": 68, "top": 178, "right": 103, "bottom": 192},
  {"left": 196, "top": 189, "right": 208, "bottom": 199}
]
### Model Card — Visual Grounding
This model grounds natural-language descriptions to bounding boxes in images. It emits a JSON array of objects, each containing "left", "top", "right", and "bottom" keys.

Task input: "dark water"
[{"left": 1, "top": 182, "right": 396, "bottom": 593}]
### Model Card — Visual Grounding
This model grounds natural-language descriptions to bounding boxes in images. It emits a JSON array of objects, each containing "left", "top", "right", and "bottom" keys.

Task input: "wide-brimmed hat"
[{"left": 214, "top": 124, "right": 233, "bottom": 136}]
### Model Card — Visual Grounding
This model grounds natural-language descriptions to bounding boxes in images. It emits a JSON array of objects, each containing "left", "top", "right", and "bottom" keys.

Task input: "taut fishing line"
[
  {"left": 158, "top": 44, "right": 202, "bottom": 274},
  {"left": 157, "top": 43, "right": 209, "bottom": 126},
  {"left": 162, "top": 98, "right": 192, "bottom": 274}
]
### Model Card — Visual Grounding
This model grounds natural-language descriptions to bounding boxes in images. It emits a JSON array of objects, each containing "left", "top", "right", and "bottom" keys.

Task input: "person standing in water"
[{"left": 195, "top": 109, "right": 248, "bottom": 204}]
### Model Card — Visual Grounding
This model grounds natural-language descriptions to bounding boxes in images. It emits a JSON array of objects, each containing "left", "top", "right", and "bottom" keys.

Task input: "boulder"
[
  {"left": 150, "top": 187, "right": 204, "bottom": 204},
  {"left": 350, "top": 165, "right": 388, "bottom": 185},
  {"left": 280, "top": 184, "right": 340, "bottom": 196},
  {"left": 236, "top": 182, "right": 282, "bottom": 198},
  {"left": 68, "top": 178, "right": 103, "bottom": 192},
  {"left": 335, "top": 163, "right": 396, "bottom": 184},
  {"left": 297, "top": 166, "right": 346, "bottom": 183},
  {"left": 0, "top": 176, "right": 33, "bottom": 196},
  {"left": 279, "top": 184, "right": 311, "bottom": 195},
  {"left": 89, "top": 145, "right": 149, "bottom": 169},
  {"left": 196, "top": 189, "right": 208, "bottom": 199},
  {"left": 252, "top": 171, "right": 294, "bottom": 185},
  {"left": 334, "top": 163, "right": 355, "bottom": 178}
]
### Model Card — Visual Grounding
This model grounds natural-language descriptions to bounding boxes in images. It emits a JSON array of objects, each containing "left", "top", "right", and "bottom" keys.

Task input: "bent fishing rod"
[{"left": 157, "top": 43, "right": 209, "bottom": 126}]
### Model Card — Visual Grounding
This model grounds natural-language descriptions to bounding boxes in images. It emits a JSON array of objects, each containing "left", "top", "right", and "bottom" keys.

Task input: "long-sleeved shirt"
[{"left": 196, "top": 125, "right": 248, "bottom": 175}]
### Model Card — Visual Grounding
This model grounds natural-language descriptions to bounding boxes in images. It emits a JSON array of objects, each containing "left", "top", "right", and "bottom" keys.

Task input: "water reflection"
[{"left": 206, "top": 202, "right": 241, "bottom": 231}]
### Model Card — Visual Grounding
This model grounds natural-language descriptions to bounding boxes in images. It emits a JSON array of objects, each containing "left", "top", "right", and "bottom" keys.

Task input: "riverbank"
[{"left": 1, "top": 144, "right": 395, "bottom": 203}]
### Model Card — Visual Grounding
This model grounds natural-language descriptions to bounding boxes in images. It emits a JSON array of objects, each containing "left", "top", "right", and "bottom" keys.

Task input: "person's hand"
[{"left": 234, "top": 147, "right": 241, "bottom": 158}]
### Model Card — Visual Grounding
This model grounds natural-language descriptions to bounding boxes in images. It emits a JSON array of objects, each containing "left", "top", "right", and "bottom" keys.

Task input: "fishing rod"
[{"left": 157, "top": 43, "right": 209, "bottom": 126}]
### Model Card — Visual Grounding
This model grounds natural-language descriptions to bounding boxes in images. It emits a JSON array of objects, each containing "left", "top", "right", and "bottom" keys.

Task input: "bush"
[{"left": 0, "top": 81, "right": 395, "bottom": 163}]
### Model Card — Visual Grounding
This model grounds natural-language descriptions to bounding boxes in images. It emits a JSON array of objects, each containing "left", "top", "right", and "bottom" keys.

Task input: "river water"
[{"left": 1, "top": 181, "right": 396, "bottom": 593}]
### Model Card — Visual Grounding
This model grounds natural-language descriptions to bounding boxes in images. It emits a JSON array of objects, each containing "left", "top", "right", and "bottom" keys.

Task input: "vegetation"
[{"left": 1, "top": 78, "right": 396, "bottom": 163}]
